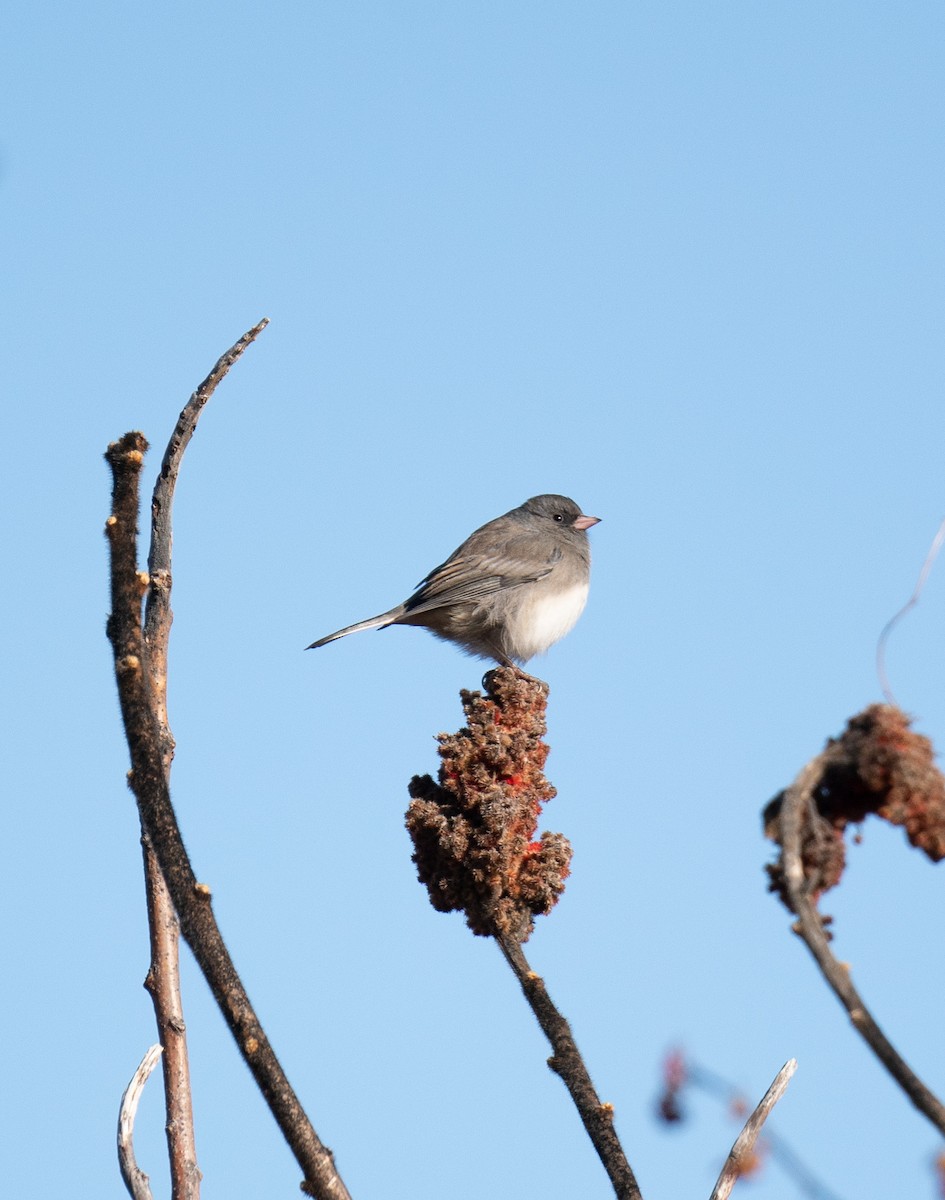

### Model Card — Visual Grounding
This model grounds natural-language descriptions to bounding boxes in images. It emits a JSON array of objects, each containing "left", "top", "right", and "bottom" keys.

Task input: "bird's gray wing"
[{"left": 403, "top": 541, "right": 559, "bottom": 617}]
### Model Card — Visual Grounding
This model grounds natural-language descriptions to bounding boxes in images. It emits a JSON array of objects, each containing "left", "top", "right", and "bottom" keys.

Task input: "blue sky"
[{"left": 4, "top": 3, "right": 945, "bottom": 1197}]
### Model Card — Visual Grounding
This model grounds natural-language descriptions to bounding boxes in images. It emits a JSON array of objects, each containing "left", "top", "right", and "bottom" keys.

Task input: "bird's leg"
[{"left": 481, "top": 649, "right": 515, "bottom": 692}]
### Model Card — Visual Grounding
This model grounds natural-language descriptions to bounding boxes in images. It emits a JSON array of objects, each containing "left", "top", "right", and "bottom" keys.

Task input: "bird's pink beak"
[{"left": 573, "top": 514, "right": 601, "bottom": 531}]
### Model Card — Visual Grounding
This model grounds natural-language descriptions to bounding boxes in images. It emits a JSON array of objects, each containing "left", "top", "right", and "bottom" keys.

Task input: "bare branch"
[
  {"left": 777, "top": 755, "right": 945, "bottom": 1136},
  {"left": 708, "top": 1059, "right": 796, "bottom": 1200},
  {"left": 135, "top": 321, "right": 268, "bottom": 1200},
  {"left": 118, "top": 1044, "right": 164, "bottom": 1200},
  {"left": 144, "top": 316, "right": 269, "bottom": 760},
  {"left": 105, "top": 327, "right": 352, "bottom": 1200},
  {"left": 496, "top": 933, "right": 643, "bottom": 1200},
  {"left": 142, "top": 836, "right": 201, "bottom": 1199},
  {"left": 660, "top": 1053, "right": 845, "bottom": 1200}
]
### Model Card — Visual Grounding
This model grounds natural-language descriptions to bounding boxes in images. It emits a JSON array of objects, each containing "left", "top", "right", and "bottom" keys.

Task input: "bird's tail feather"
[{"left": 305, "top": 607, "right": 403, "bottom": 651}]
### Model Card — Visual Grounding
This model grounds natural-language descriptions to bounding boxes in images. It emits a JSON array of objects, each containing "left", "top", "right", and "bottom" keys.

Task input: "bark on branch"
[
  {"left": 406, "top": 669, "right": 642, "bottom": 1198},
  {"left": 708, "top": 1059, "right": 796, "bottom": 1200},
  {"left": 118, "top": 1044, "right": 164, "bottom": 1200},
  {"left": 497, "top": 933, "right": 643, "bottom": 1200},
  {"left": 104, "top": 323, "right": 352, "bottom": 1200},
  {"left": 771, "top": 741, "right": 945, "bottom": 1137},
  {"left": 141, "top": 834, "right": 200, "bottom": 1199}
]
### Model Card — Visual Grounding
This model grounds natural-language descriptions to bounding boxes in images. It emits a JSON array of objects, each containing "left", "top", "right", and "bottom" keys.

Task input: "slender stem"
[
  {"left": 136, "top": 317, "right": 269, "bottom": 1199},
  {"left": 144, "top": 317, "right": 270, "bottom": 759},
  {"left": 142, "top": 836, "right": 201, "bottom": 1199},
  {"left": 683, "top": 1058, "right": 845, "bottom": 1200},
  {"left": 709, "top": 1060, "right": 796, "bottom": 1200},
  {"left": 779, "top": 758, "right": 945, "bottom": 1136},
  {"left": 105, "top": 332, "right": 351, "bottom": 1200},
  {"left": 118, "top": 1045, "right": 164, "bottom": 1200},
  {"left": 495, "top": 932, "right": 643, "bottom": 1200},
  {"left": 876, "top": 517, "right": 945, "bottom": 705}
]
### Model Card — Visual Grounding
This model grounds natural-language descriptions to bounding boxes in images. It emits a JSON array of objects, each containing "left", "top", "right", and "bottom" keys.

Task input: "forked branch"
[
  {"left": 105, "top": 323, "right": 351, "bottom": 1200},
  {"left": 137, "top": 320, "right": 270, "bottom": 1199}
]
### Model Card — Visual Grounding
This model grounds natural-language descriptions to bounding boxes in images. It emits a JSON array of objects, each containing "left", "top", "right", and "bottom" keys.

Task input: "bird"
[{"left": 306, "top": 494, "right": 600, "bottom": 665}]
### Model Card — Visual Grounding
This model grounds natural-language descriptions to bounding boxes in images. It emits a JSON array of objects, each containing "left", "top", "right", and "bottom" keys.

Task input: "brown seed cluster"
[
  {"left": 406, "top": 667, "right": 572, "bottom": 942},
  {"left": 766, "top": 704, "right": 945, "bottom": 904}
]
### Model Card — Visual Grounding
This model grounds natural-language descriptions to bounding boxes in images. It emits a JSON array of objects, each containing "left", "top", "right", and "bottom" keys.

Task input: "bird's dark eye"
[{"left": 553, "top": 513, "right": 564, "bottom": 522}]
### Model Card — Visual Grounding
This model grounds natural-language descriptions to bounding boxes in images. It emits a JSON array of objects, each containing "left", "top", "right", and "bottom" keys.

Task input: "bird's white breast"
[{"left": 507, "top": 581, "right": 589, "bottom": 660}]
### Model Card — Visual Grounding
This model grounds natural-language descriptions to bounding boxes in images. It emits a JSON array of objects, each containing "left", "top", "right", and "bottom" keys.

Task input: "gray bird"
[{"left": 306, "top": 494, "right": 600, "bottom": 665}]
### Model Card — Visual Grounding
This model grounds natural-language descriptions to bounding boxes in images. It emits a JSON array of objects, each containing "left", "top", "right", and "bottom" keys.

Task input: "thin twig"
[
  {"left": 144, "top": 316, "right": 269, "bottom": 760},
  {"left": 136, "top": 318, "right": 269, "bottom": 1200},
  {"left": 876, "top": 516, "right": 945, "bottom": 705},
  {"left": 495, "top": 932, "right": 643, "bottom": 1200},
  {"left": 142, "top": 836, "right": 201, "bottom": 1199},
  {"left": 682, "top": 1059, "right": 845, "bottom": 1200},
  {"left": 779, "top": 758, "right": 945, "bottom": 1136},
  {"left": 708, "top": 1059, "right": 796, "bottom": 1200},
  {"left": 105, "top": 329, "right": 351, "bottom": 1200},
  {"left": 118, "top": 1045, "right": 164, "bottom": 1200},
  {"left": 107, "top": 435, "right": 349, "bottom": 1200}
]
